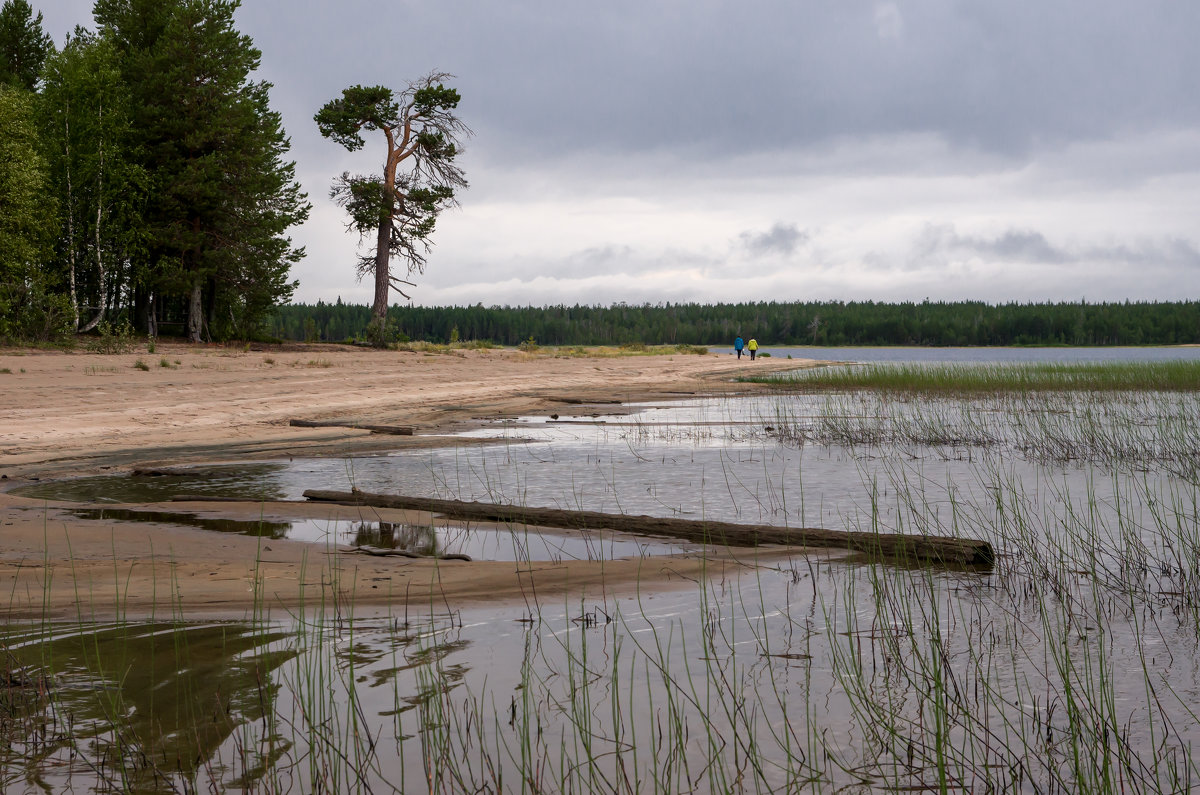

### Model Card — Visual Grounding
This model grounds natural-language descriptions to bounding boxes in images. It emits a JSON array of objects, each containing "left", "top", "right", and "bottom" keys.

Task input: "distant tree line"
[
  {"left": 269, "top": 299, "right": 1200, "bottom": 347},
  {"left": 0, "top": 0, "right": 308, "bottom": 344}
]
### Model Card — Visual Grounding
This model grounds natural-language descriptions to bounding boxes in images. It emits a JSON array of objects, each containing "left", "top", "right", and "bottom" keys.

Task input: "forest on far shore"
[{"left": 268, "top": 299, "right": 1200, "bottom": 348}]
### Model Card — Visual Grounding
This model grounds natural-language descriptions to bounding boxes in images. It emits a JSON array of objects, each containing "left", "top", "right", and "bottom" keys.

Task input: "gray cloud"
[
  {"left": 739, "top": 223, "right": 808, "bottom": 257},
  {"left": 915, "top": 225, "right": 1069, "bottom": 264},
  {"left": 913, "top": 225, "right": 1200, "bottom": 271},
  {"left": 38, "top": 1, "right": 1200, "bottom": 306}
]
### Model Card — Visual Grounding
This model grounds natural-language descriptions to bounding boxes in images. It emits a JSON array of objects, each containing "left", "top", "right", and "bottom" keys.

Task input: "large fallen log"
[
  {"left": 303, "top": 489, "right": 994, "bottom": 567},
  {"left": 288, "top": 419, "right": 413, "bottom": 435}
]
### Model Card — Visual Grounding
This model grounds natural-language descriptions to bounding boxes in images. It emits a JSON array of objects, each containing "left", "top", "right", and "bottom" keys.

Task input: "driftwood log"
[
  {"left": 303, "top": 489, "right": 994, "bottom": 567},
  {"left": 346, "top": 546, "right": 472, "bottom": 562},
  {"left": 288, "top": 419, "right": 414, "bottom": 435}
]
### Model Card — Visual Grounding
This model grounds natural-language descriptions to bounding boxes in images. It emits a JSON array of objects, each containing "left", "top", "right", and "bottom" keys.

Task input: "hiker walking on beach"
[
  {"left": 748, "top": 338, "right": 758, "bottom": 360},
  {"left": 734, "top": 336, "right": 745, "bottom": 359}
]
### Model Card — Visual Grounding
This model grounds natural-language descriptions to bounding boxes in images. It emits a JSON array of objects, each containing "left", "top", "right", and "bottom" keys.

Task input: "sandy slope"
[{"left": 0, "top": 343, "right": 816, "bottom": 619}]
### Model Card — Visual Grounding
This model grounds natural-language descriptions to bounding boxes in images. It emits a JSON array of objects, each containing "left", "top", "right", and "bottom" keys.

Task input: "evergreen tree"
[
  {"left": 0, "top": 0, "right": 50, "bottom": 90},
  {"left": 94, "top": 0, "right": 308, "bottom": 340},
  {"left": 316, "top": 75, "right": 468, "bottom": 343}
]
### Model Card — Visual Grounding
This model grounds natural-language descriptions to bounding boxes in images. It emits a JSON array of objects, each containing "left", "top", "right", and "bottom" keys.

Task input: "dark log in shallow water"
[
  {"left": 302, "top": 489, "right": 994, "bottom": 567},
  {"left": 288, "top": 419, "right": 414, "bottom": 435}
]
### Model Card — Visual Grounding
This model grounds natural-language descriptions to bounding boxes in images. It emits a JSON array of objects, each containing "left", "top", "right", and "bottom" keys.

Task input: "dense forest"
[
  {"left": 0, "top": 0, "right": 307, "bottom": 344},
  {"left": 269, "top": 299, "right": 1200, "bottom": 347}
]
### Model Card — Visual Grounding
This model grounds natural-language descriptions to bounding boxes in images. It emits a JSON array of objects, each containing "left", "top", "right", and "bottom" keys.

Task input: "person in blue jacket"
[{"left": 734, "top": 336, "right": 745, "bottom": 359}]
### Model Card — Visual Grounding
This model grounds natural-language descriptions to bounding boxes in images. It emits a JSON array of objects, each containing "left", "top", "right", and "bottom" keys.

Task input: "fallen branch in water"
[{"left": 302, "top": 489, "right": 994, "bottom": 567}]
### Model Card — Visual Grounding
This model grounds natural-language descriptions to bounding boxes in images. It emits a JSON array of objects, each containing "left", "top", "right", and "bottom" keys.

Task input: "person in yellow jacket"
[{"left": 747, "top": 338, "right": 759, "bottom": 360}]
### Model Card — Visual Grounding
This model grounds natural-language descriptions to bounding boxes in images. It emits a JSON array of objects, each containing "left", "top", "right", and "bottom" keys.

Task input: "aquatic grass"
[
  {"left": 746, "top": 359, "right": 1200, "bottom": 393},
  {"left": 11, "top": 387, "right": 1200, "bottom": 790}
]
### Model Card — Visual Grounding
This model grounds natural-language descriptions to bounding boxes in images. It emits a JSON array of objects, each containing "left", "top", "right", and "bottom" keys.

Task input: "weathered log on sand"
[
  {"left": 288, "top": 419, "right": 414, "bottom": 435},
  {"left": 345, "top": 545, "right": 472, "bottom": 562},
  {"left": 549, "top": 397, "right": 622, "bottom": 405},
  {"left": 303, "top": 489, "right": 994, "bottom": 567},
  {"left": 132, "top": 467, "right": 233, "bottom": 477}
]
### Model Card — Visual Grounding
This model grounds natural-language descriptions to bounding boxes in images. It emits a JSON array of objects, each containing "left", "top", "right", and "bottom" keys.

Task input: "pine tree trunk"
[{"left": 372, "top": 216, "right": 390, "bottom": 323}]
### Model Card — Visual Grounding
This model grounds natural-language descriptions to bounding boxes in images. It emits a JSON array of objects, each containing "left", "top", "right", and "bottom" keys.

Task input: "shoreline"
[{"left": 0, "top": 343, "right": 817, "bottom": 620}]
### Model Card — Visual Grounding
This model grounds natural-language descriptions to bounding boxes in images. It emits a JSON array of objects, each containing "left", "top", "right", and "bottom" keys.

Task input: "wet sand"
[{"left": 0, "top": 343, "right": 816, "bottom": 619}]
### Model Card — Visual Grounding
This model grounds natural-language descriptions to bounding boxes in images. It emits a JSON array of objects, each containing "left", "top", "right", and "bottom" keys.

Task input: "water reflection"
[
  {"left": 0, "top": 622, "right": 295, "bottom": 793},
  {"left": 62, "top": 509, "right": 694, "bottom": 562},
  {"left": 12, "top": 462, "right": 289, "bottom": 504}
]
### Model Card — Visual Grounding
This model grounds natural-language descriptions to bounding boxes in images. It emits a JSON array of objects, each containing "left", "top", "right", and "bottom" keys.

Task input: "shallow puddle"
[
  {"left": 13, "top": 462, "right": 290, "bottom": 503},
  {"left": 66, "top": 507, "right": 696, "bottom": 561}
]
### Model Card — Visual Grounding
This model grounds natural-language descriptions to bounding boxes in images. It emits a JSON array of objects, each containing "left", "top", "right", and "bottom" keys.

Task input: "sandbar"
[{"left": 0, "top": 343, "right": 818, "bottom": 619}]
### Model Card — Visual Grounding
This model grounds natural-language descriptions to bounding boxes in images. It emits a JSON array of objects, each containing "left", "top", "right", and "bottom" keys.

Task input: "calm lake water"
[
  {"left": 8, "top": 347, "right": 1200, "bottom": 791},
  {"left": 726, "top": 344, "right": 1200, "bottom": 363}
]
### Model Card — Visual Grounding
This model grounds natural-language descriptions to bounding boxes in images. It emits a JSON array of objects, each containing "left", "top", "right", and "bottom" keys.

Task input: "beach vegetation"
[{"left": 744, "top": 360, "right": 1200, "bottom": 393}]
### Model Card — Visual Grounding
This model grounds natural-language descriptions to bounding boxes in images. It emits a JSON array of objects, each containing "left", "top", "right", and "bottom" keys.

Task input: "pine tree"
[
  {"left": 0, "top": 0, "right": 51, "bottom": 91},
  {"left": 316, "top": 76, "right": 468, "bottom": 343},
  {"left": 94, "top": 0, "right": 309, "bottom": 341}
]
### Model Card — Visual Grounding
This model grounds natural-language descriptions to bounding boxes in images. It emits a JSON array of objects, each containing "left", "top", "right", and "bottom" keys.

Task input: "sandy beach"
[{"left": 0, "top": 343, "right": 815, "bottom": 619}]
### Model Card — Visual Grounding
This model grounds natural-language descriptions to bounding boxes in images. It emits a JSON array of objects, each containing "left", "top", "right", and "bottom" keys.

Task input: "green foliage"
[
  {"left": 39, "top": 30, "right": 144, "bottom": 334},
  {"left": 132, "top": 357, "right": 149, "bottom": 370},
  {"left": 268, "top": 299, "right": 1200, "bottom": 349},
  {"left": 84, "top": 318, "right": 136, "bottom": 353},
  {"left": 517, "top": 336, "right": 539, "bottom": 352},
  {"left": 0, "top": 0, "right": 50, "bottom": 90},
  {"left": 364, "top": 315, "right": 400, "bottom": 347},
  {"left": 0, "top": 83, "right": 61, "bottom": 342},
  {"left": 316, "top": 73, "right": 468, "bottom": 321},
  {"left": 0, "top": 272, "right": 74, "bottom": 343},
  {"left": 312, "top": 84, "right": 396, "bottom": 151},
  {"left": 0, "top": 0, "right": 311, "bottom": 344},
  {"left": 93, "top": 0, "right": 309, "bottom": 342}
]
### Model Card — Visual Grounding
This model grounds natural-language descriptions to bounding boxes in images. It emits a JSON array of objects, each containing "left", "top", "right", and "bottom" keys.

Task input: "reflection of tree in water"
[
  {"left": 1, "top": 622, "right": 295, "bottom": 792},
  {"left": 352, "top": 522, "right": 439, "bottom": 556},
  {"left": 68, "top": 508, "right": 294, "bottom": 539}
]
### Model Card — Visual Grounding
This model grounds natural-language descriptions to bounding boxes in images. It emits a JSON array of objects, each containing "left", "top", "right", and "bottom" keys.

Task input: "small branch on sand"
[
  {"left": 303, "top": 489, "right": 995, "bottom": 567},
  {"left": 288, "top": 419, "right": 414, "bottom": 435}
]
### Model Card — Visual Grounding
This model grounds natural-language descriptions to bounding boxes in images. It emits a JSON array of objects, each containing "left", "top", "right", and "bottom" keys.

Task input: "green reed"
[
  {"left": 9, "top": 385, "right": 1200, "bottom": 791},
  {"left": 745, "top": 359, "right": 1200, "bottom": 393}
]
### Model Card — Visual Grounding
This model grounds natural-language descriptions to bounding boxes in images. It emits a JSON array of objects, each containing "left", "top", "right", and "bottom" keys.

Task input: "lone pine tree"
[{"left": 316, "top": 74, "right": 468, "bottom": 343}]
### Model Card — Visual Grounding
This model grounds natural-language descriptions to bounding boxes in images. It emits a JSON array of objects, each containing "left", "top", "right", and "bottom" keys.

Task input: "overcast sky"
[{"left": 41, "top": 1, "right": 1200, "bottom": 307}]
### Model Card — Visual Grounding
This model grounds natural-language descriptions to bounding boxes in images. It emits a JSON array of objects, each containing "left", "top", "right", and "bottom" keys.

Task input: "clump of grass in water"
[{"left": 743, "top": 360, "right": 1200, "bottom": 394}]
